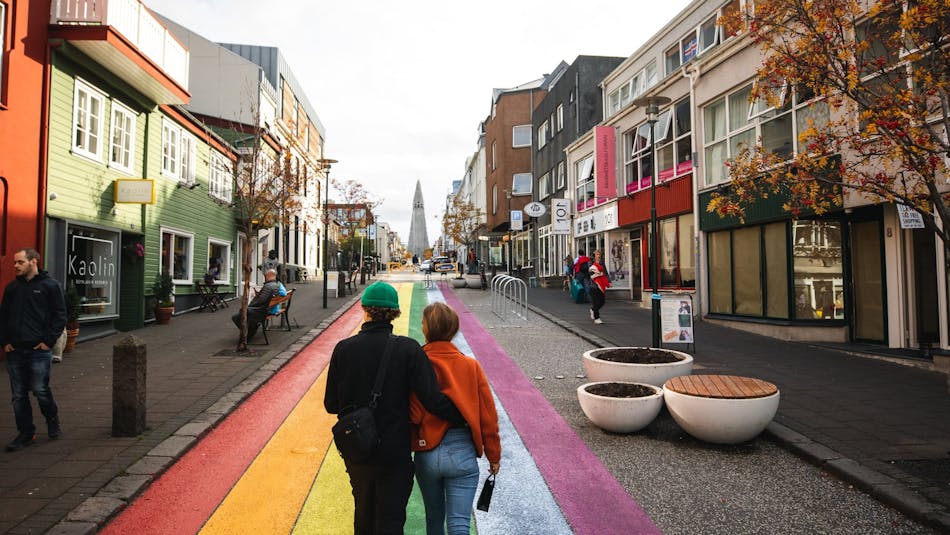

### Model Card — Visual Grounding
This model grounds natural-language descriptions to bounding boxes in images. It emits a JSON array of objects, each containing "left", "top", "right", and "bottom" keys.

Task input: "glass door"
[{"left": 851, "top": 220, "right": 886, "bottom": 342}]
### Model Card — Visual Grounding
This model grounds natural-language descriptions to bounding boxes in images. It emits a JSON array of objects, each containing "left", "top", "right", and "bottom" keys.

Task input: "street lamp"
[
  {"left": 632, "top": 95, "right": 671, "bottom": 348},
  {"left": 317, "top": 158, "right": 337, "bottom": 309}
]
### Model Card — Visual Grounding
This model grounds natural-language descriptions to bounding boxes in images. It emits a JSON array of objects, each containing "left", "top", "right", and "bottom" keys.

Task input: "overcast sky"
[{"left": 147, "top": 0, "right": 693, "bottom": 243}]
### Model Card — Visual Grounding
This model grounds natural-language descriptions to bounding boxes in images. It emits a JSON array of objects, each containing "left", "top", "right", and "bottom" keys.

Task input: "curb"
[
  {"left": 525, "top": 301, "right": 950, "bottom": 533},
  {"left": 49, "top": 294, "right": 363, "bottom": 534}
]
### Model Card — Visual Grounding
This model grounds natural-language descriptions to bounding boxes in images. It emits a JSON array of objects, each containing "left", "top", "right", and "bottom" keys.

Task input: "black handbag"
[
  {"left": 332, "top": 336, "right": 394, "bottom": 462},
  {"left": 476, "top": 474, "right": 495, "bottom": 512}
]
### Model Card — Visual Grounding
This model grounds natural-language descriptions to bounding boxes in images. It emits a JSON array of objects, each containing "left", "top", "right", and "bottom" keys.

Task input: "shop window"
[
  {"left": 708, "top": 231, "right": 732, "bottom": 314},
  {"left": 793, "top": 220, "right": 844, "bottom": 320},
  {"left": 732, "top": 226, "right": 763, "bottom": 315},
  {"left": 66, "top": 224, "right": 119, "bottom": 319},
  {"left": 161, "top": 229, "right": 193, "bottom": 283},
  {"left": 658, "top": 213, "right": 696, "bottom": 289}
]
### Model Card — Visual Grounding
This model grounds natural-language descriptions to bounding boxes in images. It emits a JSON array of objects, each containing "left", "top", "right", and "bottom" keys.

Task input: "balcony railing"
[{"left": 51, "top": 0, "right": 188, "bottom": 90}]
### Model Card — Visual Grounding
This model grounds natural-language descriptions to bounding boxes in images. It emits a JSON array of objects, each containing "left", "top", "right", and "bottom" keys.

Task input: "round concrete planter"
[
  {"left": 662, "top": 386, "right": 780, "bottom": 444},
  {"left": 577, "top": 382, "right": 664, "bottom": 433},
  {"left": 450, "top": 278, "right": 467, "bottom": 288},
  {"left": 582, "top": 347, "right": 693, "bottom": 387}
]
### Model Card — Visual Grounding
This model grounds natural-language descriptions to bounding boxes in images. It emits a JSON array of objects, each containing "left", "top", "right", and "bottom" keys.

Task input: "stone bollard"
[
  {"left": 112, "top": 334, "right": 146, "bottom": 437},
  {"left": 338, "top": 270, "right": 347, "bottom": 297}
]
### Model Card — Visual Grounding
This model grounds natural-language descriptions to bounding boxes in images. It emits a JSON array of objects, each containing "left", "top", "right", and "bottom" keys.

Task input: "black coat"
[
  {"left": 0, "top": 270, "right": 67, "bottom": 349},
  {"left": 324, "top": 321, "right": 463, "bottom": 465}
]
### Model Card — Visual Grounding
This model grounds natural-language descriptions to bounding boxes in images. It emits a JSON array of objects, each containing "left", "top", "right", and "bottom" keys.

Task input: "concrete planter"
[
  {"left": 582, "top": 347, "right": 693, "bottom": 387},
  {"left": 663, "top": 380, "right": 780, "bottom": 444},
  {"left": 450, "top": 278, "right": 467, "bottom": 288},
  {"left": 577, "top": 382, "right": 664, "bottom": 433}
]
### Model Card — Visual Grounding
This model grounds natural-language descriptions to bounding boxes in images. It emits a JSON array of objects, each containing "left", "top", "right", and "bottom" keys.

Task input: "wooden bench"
[
  {"left": 261, "top": 288, "right": 296, "bottom": 345},
  {"left": 346, "top": 269, "right": 359, "bottom": 291},
  {"left": 663, "top": 374, "right": 780, "bottom": 444}
]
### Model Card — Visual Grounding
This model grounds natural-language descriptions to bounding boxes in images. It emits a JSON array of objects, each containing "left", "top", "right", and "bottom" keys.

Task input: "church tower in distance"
[{"left": 407, "top": 180, "right": 429, "bottom": 257}]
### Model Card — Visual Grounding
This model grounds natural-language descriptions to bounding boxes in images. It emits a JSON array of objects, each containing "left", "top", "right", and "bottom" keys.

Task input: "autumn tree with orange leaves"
[{"left": 709, "top": 0, "right": 950, "bottom": 242}]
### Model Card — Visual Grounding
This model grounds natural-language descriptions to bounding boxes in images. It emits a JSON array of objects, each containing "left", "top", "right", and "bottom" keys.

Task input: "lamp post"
[
  {"left": 632, "top": 95, "right": 671, "bottom": 348},
  {"left": 317, "top": 158, "right": 337, "bottom": 309}
]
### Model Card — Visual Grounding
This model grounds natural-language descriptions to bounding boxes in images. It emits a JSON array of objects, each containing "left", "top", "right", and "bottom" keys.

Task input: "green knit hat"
[{"left": 361, "top": 281, "right": 399, "bottom": 309}]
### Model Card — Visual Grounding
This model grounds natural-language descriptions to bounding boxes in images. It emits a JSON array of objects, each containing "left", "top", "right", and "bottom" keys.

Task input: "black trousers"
[
  {"left": 590, "top": 286, "right": 605, "bottom": 319},
  {"left": 231, "top": 308, "right": 267, "bottom": 338},
  {"left": 345, "top": 459, "right": 414, "bottom": 535}
]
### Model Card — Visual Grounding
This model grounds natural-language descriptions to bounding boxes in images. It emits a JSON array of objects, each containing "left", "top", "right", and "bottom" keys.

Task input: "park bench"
[
  {"left": 663, "top": 374, "right": 780, "bottom": 444},
  {"left": 261, "top": 288, "right": 296, "bottom": 345},
  {"left": 346, "top": 269, "right": 359, "bottom": 292}
]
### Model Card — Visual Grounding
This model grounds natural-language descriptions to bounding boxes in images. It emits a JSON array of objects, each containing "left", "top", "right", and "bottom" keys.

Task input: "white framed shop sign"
[{"left": 574, "top": 204, "right": 618, "bottom": 238}]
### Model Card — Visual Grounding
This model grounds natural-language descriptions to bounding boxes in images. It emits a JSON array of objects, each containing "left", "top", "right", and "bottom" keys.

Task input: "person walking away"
[
  {"left": 410, "top": 303, "right": 501, "bottom": 535},
  {"left": 231, "top": 268, "right": 280, "bottom": 341},
  {"left": 562, "top": 254, "right": 574, "bottom": 292},
  {"left": 324, "top": 282, "right": 464, "bottom": 535},
  {"left": 0, "top": 248, "right": 66, "bottom": 451},
  {"left": 573, "top": 249, "right": 591, "bottom": 304},
  {"left": 588, "top": 250, "right": 610, "bottom": 324}
]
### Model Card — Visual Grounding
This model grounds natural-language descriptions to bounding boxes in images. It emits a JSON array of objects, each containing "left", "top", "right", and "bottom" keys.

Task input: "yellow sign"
[{"left": 114, "top": 179, "right": 155, "bottom": 204}]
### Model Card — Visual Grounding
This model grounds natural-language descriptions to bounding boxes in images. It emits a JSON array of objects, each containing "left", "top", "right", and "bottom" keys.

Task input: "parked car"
[{"left": 419, "top": 258, "right": 434, "bottom": 273}]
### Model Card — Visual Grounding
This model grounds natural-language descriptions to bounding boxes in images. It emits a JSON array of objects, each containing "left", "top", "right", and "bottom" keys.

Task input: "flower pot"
[
  {"left": 155, "top": 306, "right": 174, "bottom": 325},
  {"left": 451, "top": 278, "right": 467, "bottom": 288},
  {"left": 64, "top": 327, "right": 79, "bottom": 353},
  {"left": 582, "top": 347, "right": 693, "bottom": 387},
  {"left": 577, "top": 381, "right": 664, "bottom": 433}
]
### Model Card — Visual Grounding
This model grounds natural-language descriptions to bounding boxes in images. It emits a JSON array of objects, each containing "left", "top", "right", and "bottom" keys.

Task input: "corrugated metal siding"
[{"left": 617, "top": 174, "right": 694, "bottom": 225}]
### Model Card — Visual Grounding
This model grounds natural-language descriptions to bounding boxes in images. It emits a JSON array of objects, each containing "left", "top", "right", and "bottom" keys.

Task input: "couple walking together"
[
  {"left": 574, "top": 249, "right": 611, "bottom": 324},
  {"left": 324, "top": 281, "right": 501, "bottom": 535}
]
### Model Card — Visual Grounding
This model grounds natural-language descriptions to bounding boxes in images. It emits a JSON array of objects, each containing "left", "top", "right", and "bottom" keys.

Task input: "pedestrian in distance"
[
  {"left": 0, "top": 248, "right": 65, "bottom": 451},
  {"left": 231, "top": 268, "right": 280, "bottom": 341},
  {"left": 588, "top": 250, "right": 611, "bottom": 324},
  {"left": 411, "top": 302, "right": 501, "bottom": 535},
  {"left": 571, "top": 249, "right": 591, "bottom": 304},
  {"left": 324, "top": 282, "right": 464, "bottom": 535},
  {"left": 562, "top": 254, "right": 573, "bottom": 292}
]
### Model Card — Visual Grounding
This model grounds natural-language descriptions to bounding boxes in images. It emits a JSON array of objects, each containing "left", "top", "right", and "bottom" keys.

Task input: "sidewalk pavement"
[
  {"left": 0, "top": 278, "right": 364, "bottom": 535},
  {"left": 519, "top": 282, "right": 950, "bottom": 531}
]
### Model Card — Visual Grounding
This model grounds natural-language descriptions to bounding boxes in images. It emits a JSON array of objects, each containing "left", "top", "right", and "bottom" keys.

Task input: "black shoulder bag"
[{"left": 332, "top": 335, "right": 394, "bottom": 463}]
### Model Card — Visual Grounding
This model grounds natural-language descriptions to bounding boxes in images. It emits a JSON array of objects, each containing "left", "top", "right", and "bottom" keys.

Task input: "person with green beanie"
[{"left": 325, "top": 281, "right": 463, "bottom": 534}]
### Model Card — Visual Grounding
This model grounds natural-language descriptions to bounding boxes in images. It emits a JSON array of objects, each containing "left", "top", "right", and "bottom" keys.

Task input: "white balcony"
[{"left": 51, "top": 0, "right": 189, "bottom": 105}]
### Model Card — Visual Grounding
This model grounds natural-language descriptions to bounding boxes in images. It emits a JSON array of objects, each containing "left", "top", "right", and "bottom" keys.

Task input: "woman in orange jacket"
[{"left": 410, "top": 302, "right": 501, "bottom": 535}]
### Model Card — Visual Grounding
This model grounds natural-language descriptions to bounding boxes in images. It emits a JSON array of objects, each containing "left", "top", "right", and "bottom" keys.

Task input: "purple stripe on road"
[{"left": 442, "top": 288, "right": 661, "bottom": 535}]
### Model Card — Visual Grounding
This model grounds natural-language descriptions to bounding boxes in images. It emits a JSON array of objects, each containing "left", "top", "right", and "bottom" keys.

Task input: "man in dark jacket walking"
[
  {"left": 0, "top": 249, "right": 66, "bottom": 451},
  {"left": 325, "top": 281, "right": 463, "bottom": 534}
]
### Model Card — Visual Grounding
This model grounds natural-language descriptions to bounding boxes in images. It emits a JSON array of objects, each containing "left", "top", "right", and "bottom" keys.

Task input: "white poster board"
[
  {"left": 897, "top": 203, "right": 925, "bottom": 229},
  {"left": 660, "top": 296, "right": 694, "bottom": 344}
]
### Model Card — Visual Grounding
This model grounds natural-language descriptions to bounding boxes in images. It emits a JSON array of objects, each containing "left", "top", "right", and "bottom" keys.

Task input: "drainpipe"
[
  {"left": 682, "top": 62, "right": 702, "bottom": 318},
  {"left": 38, "top": 41, "right": 64, "bottom": 257}
]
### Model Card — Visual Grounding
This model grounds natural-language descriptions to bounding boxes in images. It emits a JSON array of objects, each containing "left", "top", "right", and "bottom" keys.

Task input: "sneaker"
[
  {"left": 589, "top": 309, "right": 595, "bottom": 320},
  {"left": 48, "top": 417, "right": 62, "bottom": 439},
  {"left": 5, "top": 433, "right": 35, "bottom": 452},
  {"left": 594, "top": 318, "right": 603, "bottom": 324},
  {"left": 52, "top": 355, "right": 62, "bottom": 363}
]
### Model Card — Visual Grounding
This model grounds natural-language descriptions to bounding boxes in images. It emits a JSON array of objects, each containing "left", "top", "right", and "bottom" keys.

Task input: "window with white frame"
[
  {"left": 681, "top": 33, "right": 698, "bottom": 64},
  {"left": 73, "top": 80, "right": 105, "bottom": 161},
  {"left": 623, "top": 123, "right": 653, "bottom": 194},
  {"left": 492, "top": 184, "right": 498, "bottom": 214},
  {"left": 607, "top": 62, "right": 659, "bottom": 118},
  {"left": 491, "top": 141, "right": 497, "bottom": 170},
  {"left": 665, "top": 45, "right": 681, "bottom": 76},
  {"left": 699, "top": 14, "right": 721, "bottom": 54},
  {"left": 109, "top": 102, "right": 136, "bottom": 173},
  {"left": 539, "top": 172, "right": 551, "bottom": 199},
  {"left": 556, "top": 104, "right": 564, "bottom": 131},
  {"left": 556, "top": 161, "right": 566, "bottom": 189},
  {"left": 655, "top": 98, "right": 692, "bottom": 182},
  {"left": 512, "top": 125, "right": 531, "bottom": 148},
  {"left": 162, "top": 119, "right": 196, "bottom": 184},
  {"left": 207, "top": 239, "right": 231, "bottom": 283},
  {"left": 575, "top": 155, "right": 594, "bottom": 210},
  {"left": 512, "top": 173, "right": 532, "bottom": 195},
  {"left": 537, "top": 120, "right": 549, "bottom": 149},
  {"left": 208, "top": 150, "right": 232, "bottom": 202},
  {"left": 160, "top": 228, "right": 193, "bottom": 283},
  {"left": 703, "top": 83, "right": 828, "bottom": 186}
]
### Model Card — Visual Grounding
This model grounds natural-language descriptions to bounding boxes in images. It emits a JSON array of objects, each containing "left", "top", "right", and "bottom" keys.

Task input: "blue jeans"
[
  {"left": 414, "top": 428, "right": 480, "bottom": 535},
  {"left": 6, "top": 347, "right": 58, "bottom": 435}
]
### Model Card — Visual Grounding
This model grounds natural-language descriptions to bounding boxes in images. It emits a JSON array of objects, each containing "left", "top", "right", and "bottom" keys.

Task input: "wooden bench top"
[{"left": 665, "top": 375, "right": 778, "bottom": 399}]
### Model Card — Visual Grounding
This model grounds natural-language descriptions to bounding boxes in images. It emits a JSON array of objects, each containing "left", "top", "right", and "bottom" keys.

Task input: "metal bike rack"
[{"left": 491, "top": 274, "right": 528, "bottom": 321}]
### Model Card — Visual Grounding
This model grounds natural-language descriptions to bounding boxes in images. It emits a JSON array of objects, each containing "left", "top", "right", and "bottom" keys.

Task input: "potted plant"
[
  {"left": 64, "top": 282, "right": 81, "bottom": 352},
  {"left": 577, "top": 381, "right": 664, "bottom": 433},
  {"left": 582, "top": 347, "right": 693, "bottom": 387},
  {"left": 152, "top": 271, "right": 175, "bottom": 325}
]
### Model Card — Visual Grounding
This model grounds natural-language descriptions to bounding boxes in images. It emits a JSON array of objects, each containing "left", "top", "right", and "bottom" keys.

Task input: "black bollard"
[{"left": 112, "top": 334, "right": 147, "bottom": 437}]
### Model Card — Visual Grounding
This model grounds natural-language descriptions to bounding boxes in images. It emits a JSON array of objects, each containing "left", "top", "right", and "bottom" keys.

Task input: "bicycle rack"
[{"left": 491, "top": 274, "right": 528, "bottom": 321}]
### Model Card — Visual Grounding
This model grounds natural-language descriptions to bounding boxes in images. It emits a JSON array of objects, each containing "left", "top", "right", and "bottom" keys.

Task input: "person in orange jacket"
[{"left": 410, "top": 302, "right": 501, "bottom": 535}]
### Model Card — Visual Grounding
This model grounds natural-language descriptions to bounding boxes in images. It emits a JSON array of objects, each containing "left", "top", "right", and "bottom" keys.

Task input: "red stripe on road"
[{"left": 101, "top": 306, "right": 362, "bottom": 535}]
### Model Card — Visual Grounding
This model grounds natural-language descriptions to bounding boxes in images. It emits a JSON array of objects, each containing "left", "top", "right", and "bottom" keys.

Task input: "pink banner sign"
[{"left": 595, "top": 126, "right": 616, "bottom": 200}]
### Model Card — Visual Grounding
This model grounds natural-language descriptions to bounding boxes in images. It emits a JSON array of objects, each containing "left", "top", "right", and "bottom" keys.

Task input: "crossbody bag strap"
[{"left": 368, "top": 335, "right": 395, "bottom": 409}]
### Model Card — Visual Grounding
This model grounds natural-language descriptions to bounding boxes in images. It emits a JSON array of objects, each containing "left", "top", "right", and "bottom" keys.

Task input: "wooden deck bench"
[
  {"left": 261, "top": 288, "right": 296, "bottom": 344},
  {"left": 663, "top": 374, "right": 780, "bottom": 444}
]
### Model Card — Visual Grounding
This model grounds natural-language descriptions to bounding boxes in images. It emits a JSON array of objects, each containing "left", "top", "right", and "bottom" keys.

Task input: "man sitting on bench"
[{"left": 231, "top": 269, "right": 280, "bottom": 341}]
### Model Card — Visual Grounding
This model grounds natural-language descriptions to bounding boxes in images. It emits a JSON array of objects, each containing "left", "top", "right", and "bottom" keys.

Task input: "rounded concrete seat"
[{"left": 663, "top": 375, "right": 779, "bottom": 444}]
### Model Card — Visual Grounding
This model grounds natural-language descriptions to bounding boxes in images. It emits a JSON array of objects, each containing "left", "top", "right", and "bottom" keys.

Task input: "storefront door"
[
  {"left": 850, "top": 219, "right": 886, "bottom": 343},
  {"left": 630, "top": 231, "right": 642, "bottom": 302},
  {"left": 912, "top": 229, "right": 939, "bottom": 346}
]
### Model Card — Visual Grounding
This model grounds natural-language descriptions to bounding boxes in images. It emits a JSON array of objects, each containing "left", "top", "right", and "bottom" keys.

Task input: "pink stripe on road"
[{"left": 442, "top": 288, "right": 661, "bottom": 535}]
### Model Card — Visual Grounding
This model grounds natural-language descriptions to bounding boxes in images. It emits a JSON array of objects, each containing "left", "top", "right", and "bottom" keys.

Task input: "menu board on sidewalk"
[{"left": 660, "top": 296, "right": 694, "bottom": 344}]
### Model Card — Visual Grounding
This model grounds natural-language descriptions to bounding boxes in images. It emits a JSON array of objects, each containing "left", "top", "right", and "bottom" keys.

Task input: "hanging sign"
[
  {"left": 551, "top": 198, "right": 571, "bottom": 235},
  {"left": 896, "top": 203, "right": 925, "bottom": 229},
  {"left": 510, "top": 210, "right": 523, "bottom": 231},
  {"left": 524, "top": 202, "right": 546, "bottom": 217}
]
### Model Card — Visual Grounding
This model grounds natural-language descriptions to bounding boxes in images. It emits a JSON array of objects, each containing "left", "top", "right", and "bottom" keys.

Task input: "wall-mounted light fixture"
[{"left": 49, "top": 192, "right": 58, "bottom": 200}]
